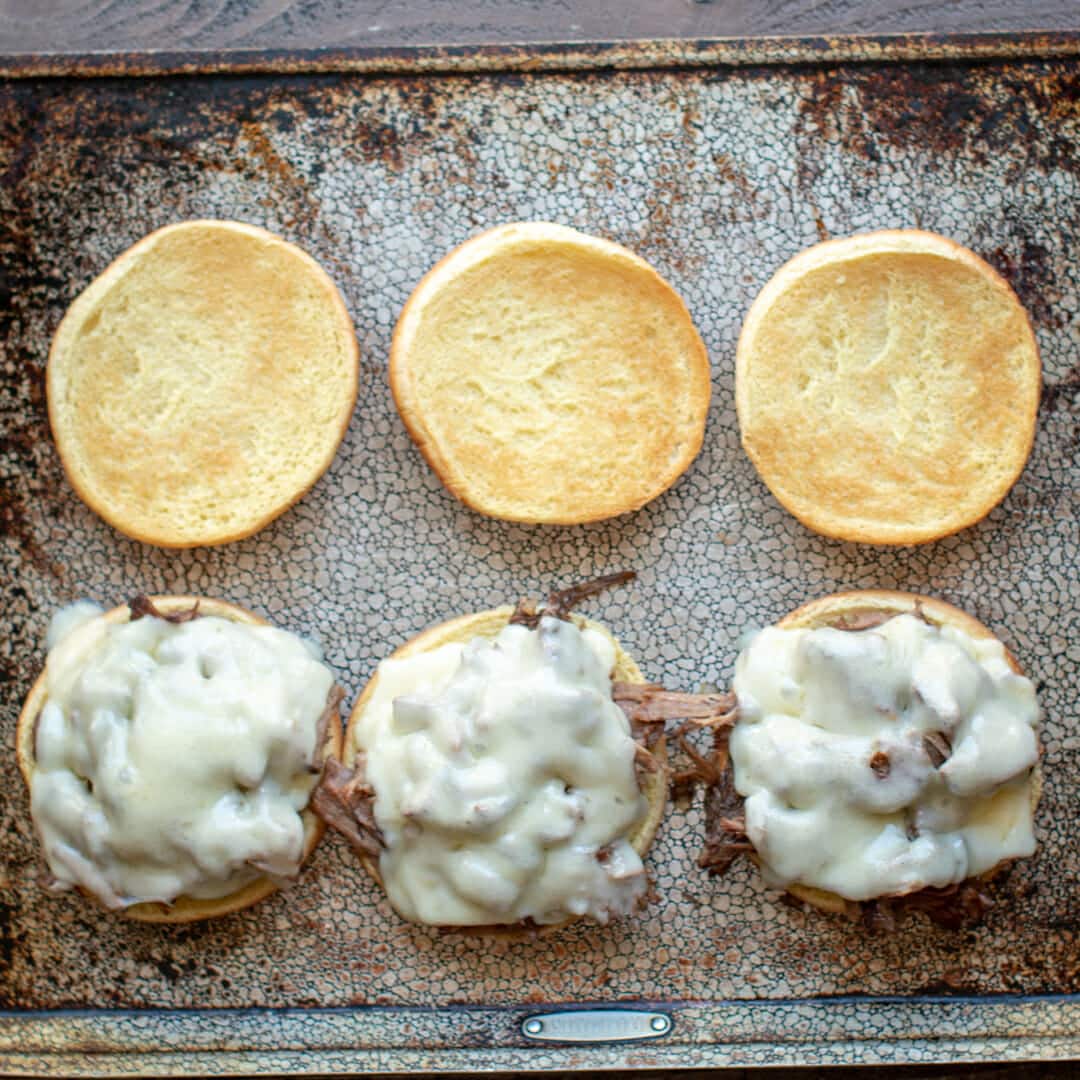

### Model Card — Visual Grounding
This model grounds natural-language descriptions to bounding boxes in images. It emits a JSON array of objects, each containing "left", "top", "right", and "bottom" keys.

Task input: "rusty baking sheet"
[{"left": 0, "top": 34, "right": 1078, "bottom": 1075}]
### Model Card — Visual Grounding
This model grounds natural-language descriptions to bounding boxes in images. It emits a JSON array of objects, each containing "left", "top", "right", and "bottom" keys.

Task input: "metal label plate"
[{"left": 521, "top": 1009, "right": 673, "bottom": 1043}]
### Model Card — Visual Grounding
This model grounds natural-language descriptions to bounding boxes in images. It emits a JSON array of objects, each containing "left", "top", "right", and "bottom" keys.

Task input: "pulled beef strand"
[
  {"left": 128, "top": 595, "right": 201, "bottom": 623},
  {"left": 508, "top": 571, "right": 637, "bottom": 629},
  {"left": 831, "top": 610, "right": 896, "bottom": 632},
  {"left": 923, "top": 730, "right": 953, "bottom": 767},
  {"left": 544, "top": 571, "right": 637, "bottom": 620},
  {"left": 634, "top": 742, "right": 664, "bottom": 790},
  {"left": 698, "top": 743, "right": 753, "bottom": 876},
  {"left": 614, "top": 683, "right": 736, "bottom": 750},
  {"left": 613, "top": 685, "right": 736, "bottom": 723},
  {"left": 831, "top": 605, "right": 930, "bottom": 633},
  {"left": 662, "top": 701, "right": 738, "bottom": 802},
  {"left": 634, "top": 742, "right": 661, "bottom": 772},
  {"left": 311, "top": 757, "right": 385, "bottom": 859},
  {"left": 311, "top": 686, "right": 344, "bottom": 772},
  {"left": 861, "top": 881, "right": 994, "bottom": 931}
]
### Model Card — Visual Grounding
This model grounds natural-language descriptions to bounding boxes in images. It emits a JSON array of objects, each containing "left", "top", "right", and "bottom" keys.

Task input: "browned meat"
[
  {"left": 509, "top": 571, "right": 637, "bottom": 628},
  {"left": 923, "top": 730, "right": 953, "bottom": 767},
  {"left": 311, "top": 686, "right": 344, "bottom": 772},
  {"left": 862, "top": 880, "right": 994, "bottom": 931},
  {"left": 698, "top": 748, "right": 752, "bottom": 875},
  {"left": 832, "top": 605, "right": 931, "bottom": 632},
  {"left": 870, "top": 750, "right": 891, "bottom": 778},
  {"left": 128, "top": 595, "right": 200, "bottom": 622},
  {"left": 614, "top": 682, "right": 736, "bottom": 749},
  {"left": 311, "top": 757, "right": 385, "bottom": 859}
]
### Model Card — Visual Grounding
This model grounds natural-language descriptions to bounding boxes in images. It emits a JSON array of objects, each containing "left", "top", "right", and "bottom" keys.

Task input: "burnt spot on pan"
[
  {"left": 1042, "top": 361, "right": 1080, "bottom": 414},
  {"left": 0, "top": 896, "right": 22, "bottom": 979},
  {"left": 0, "top": 480, "right": 59, "bottom": 579},
  {"left": 1039, "top": 362, "right": 1080, "bottom": 459},
  {"left": 984, "top": 239, "right": 1064, "bottom": 331},
  {"left": 0, "top": 219, "right": 66, "bottom": 579},
  {"left": 794, "top": 60, "right": 1080, "bottom": 176}
]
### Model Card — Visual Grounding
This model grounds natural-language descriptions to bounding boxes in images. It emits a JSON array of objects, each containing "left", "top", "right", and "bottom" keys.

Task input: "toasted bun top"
[
  {"left": 48, "top": 221, "right": 359, "bottom": 548},
  {"left": 17, "top": 596, "right": 342, "bottom": 924},
  {"left": 343, "top": 608, "right": 667, "bottom": 933},
  {"left": 390, "top": 222, "right": 711, "bottom": 524},
  {"left": 736, "top": 230, "right": 1041, "bottom": 545}
]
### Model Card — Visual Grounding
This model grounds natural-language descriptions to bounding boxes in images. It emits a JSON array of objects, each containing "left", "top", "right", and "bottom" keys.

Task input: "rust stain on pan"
[
  {"left": 984, "top": 240, "right": 1067, "bottom": 331},
  {"left": 795, "top": 62, "right": 1080, "bottom": 174},
  {"left": 1043, "top": 362, "right": 1080, "bottom": 414},
  {"left": 0, "top": 212, "right": 65, "bottom": 579}
]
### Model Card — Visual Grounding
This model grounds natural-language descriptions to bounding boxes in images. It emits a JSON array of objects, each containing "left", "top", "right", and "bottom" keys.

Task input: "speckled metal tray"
[{"left": 1, "top": 32, "right": 1078, "bottom": 1076}]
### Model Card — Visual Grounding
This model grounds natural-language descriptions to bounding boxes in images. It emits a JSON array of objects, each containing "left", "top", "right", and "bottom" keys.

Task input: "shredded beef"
[
  {"left": 698, "top": 739, "right": 753, "bottom": 875},
  {"left": 832, "top": 605, "right": 931, "bottom": 633},
  {"left": 614, "top": 683, "right": 736, "bottom": 750},
  {"left": 128, "top": 595, "right": 201, "bottom": 623},
  {"left": 832, "top": 609, "right": 895, "bottom": 632},
  {"left": 668, "top": 709, "right": 737, "bottom": 802},
  {"left": 311, "top": 686, "right": 344, "bottom": 772},
  {"left": 311, "top": 757, "right": 385, "bottom": 858},
  {"left": 634, "top": 741, "right": 664, "bottom": 791},
  {"left": 861, "top": 880, "right": 994, "bottom": 931},
  {"left": 923, "top": 730, "right": 952, "bottom": 767},
  {"left": 508, "top": 570, "right": 637, "bottom": 628},
  {"left": 438, "top": 917, "right": 545, "bottom": 938}
]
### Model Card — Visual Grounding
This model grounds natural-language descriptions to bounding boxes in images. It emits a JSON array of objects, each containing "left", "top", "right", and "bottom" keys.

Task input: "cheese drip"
[
  {"left": 730, "top": 614, "right": 1039, "bottom": 901},
  {"left": 354, "top": 616, "right": 647, "bottom": 926},
  {"left": 32, "top": 610, "right": 334, "bottom": 908}
]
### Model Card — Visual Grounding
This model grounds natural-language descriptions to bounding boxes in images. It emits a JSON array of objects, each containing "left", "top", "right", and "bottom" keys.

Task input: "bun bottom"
[
  {"left": 343, "top": 607, "right": 668, "bottom": 938},
  {"left": 736, "top": 590, "right": 1040, "bottom": 925},
  {"left": 17, "top": 596, "right": 341, "bottom": 924}
]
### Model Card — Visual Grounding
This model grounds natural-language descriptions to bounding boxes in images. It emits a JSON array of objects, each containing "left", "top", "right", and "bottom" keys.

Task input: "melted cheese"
[
  {"left": 353, "top": 616, "right": 647, "bottom": 926},
  {"left": 730, "top": 614, "right": 1039, "bottom": 901},
  {"left": 31, "top": 609, "right": 334, "bottom": 909}
]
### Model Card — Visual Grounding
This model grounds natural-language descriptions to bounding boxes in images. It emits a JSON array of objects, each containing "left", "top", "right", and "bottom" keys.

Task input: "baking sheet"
[{"left": 0, "top": 36, "right": 1078, "bottom": 1074}]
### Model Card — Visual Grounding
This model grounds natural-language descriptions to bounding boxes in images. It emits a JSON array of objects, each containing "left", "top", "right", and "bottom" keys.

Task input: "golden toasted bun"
[
  {"left": 390, "top": 222, "right": 711, "bottom": 524},
  {"left": 736, "top": 231, "right": 1041, "bottom": 544},
  {"left": 48, "top": 221, "right": 359, "bottom": 547},
  {"left": 16, "top": 596, "right": 342, "bottom": 924},
  {"left": 772, "top": 590, "right": 1040, "bottom": 916},
  {"left": 343, "top": 607, "right": 667, "bottom": 936}
]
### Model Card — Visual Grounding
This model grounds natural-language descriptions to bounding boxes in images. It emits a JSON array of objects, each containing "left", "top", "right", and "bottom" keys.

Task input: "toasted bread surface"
[
  {"left": 48, "top": 221, "right": 359, "bottom": 547},
  {"left": 390, "top": 222, "right": 710, "bottom": 524},
  {"left": 17, "top": 596, "right": 342, "bottom": 923},
  {"left": 736, "top": 231, "right": 1041, "bottom": 544},
  {"left": 343, "top": 607, "right": 667, "bottom": 936}
]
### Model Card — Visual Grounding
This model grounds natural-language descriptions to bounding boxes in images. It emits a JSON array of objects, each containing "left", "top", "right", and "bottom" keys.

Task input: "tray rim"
[
  {"left": 0, "top": 27, "right": 1078, "bottom": 80},
  {"left": 2, "top": 995, "right": 1079, "bottom": 1074}
]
